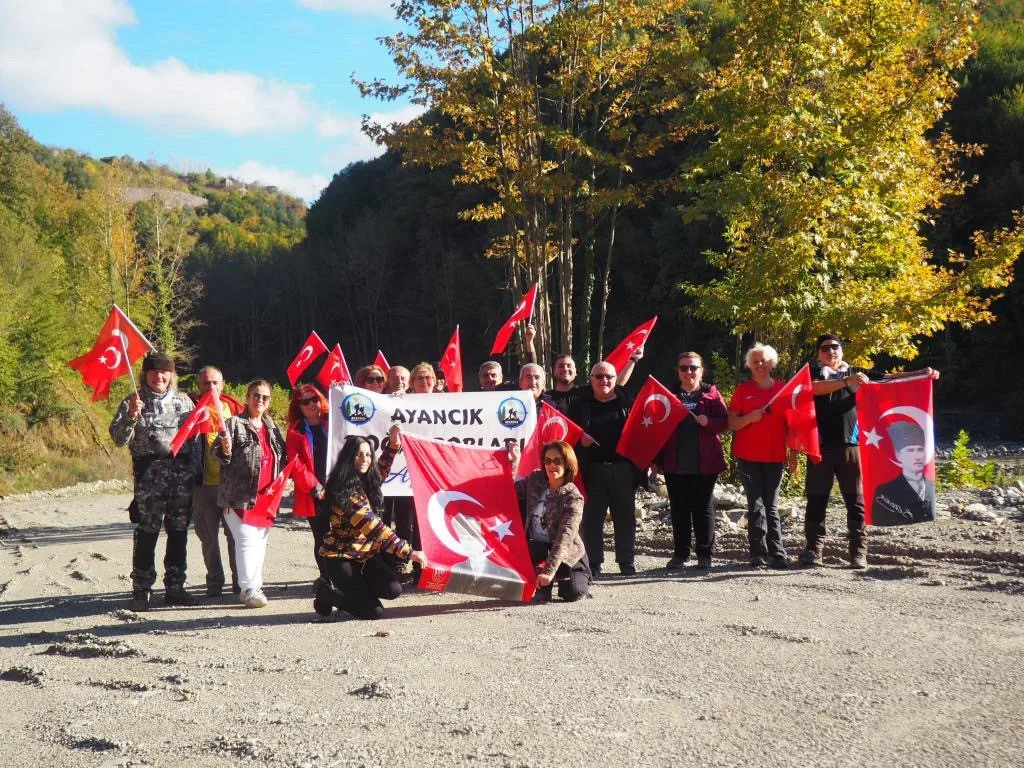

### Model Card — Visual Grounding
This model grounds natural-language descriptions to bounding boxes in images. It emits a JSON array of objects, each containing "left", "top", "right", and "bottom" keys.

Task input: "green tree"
[{"left": 678, "top": 0, "right": 1024, "bottom": 364}]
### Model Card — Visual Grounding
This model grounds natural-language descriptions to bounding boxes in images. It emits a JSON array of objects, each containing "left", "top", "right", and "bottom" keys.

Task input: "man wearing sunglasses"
[
  {"left": 568, "top": 361, "right": 637, "bottom": 577},
  {"left": 803, "top": 334, "right": 939, "bottom": 570}
]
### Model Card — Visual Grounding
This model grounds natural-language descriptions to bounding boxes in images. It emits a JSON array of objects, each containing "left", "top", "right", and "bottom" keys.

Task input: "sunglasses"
[
  {"left": 365, "top": 376, "right": 385, "bottom": 383},
  {"left": 592, "top": 374, "right": 615, "bottom": 381},
  {"left": 678, "top": 364, "right": 701, "bottom": 372},
  {"left": 250, "top": 393, "right": 271, "bottom": 402},
  {"left": 819, "top": 343, "right": 841, "bottom": 351},
  {"left": 299, "top": 397, "right": 319, "bottom": 406},
  {"left": 542, "top": 457, "right": 565, "bottom": 466}
]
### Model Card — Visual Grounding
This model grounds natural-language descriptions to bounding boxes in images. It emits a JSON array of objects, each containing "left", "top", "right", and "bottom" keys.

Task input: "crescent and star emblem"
[
  {"left": 641, "top": 393, "right": 671, "bottom": 428},
  {"left": 790, "top": 383, "right": 804, "bottom": 411},
  {"left": 427, "top": 490, "right": 516, "bottom": 557},
  {"left": 295, "top": 345, "right": 314, "bottom": 367},
  {"left": 541, "top": 415, "right": 569, "bottom": 442},
  {"left": 98, "top": 343, "right": 122, "bottom": 370}
]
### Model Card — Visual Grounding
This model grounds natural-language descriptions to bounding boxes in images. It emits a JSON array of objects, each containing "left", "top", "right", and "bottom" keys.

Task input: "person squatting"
[{"left": 110, "top": 332, "right": 938, "bottom": 618}]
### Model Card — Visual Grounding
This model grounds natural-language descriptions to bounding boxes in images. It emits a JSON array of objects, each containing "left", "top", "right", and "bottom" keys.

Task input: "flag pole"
[{"left": 118, "top": 331, "right": 139, "bottom": 396}]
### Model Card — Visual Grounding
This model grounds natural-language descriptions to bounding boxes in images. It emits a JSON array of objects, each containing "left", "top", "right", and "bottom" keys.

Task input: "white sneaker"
[
  {"left": 244, "top": 589, "right": 268, "bottom": 609},
  {"left": 239, "top": 589, "right": 251, "bottom": 605}
]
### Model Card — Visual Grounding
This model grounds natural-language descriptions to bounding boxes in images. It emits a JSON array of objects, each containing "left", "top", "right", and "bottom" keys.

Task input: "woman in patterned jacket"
[
  {"left": 314, "top": 425, "right": 428, "bottom": 619},
  {"left": 509, "top": 440, "right": 591, "bottom": 603}
]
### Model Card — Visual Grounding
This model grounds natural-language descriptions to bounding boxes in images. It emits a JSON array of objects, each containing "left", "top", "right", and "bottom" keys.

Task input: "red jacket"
[{"left": 286, "top": 420, "right": 327, "bottom": 519}]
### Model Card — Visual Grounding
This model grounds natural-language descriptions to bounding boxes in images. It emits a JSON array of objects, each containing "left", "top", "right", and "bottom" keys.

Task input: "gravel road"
[{"left": 1, "top": 486, "right": 1022, "bottom": 768}]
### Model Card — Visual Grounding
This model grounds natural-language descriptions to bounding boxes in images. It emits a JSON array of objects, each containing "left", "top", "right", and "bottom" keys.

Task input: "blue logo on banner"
[
  {"left": 497, "top": 397, "right": 527, "bottom": 429},
  {"left": 341, "top": 393, "right": 375, "bottom": 425}
]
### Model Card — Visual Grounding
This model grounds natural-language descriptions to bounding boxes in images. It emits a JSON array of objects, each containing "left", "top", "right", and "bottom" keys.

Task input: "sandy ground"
[{"left": 1, "top": 488, "right": 1023, "bottom": 768}]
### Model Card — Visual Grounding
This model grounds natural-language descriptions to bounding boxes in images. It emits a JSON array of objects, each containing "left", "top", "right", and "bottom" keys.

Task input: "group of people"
[{"left": 109, "top": 330, "right": 938, "bottom": 618}]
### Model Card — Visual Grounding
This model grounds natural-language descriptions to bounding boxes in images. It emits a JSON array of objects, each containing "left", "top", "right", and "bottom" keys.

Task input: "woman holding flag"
[
  {"left": 728, "top": 344, "right": 789, "bottom": 569},
  {"left": 214, "top": 379, "right": 286, "bottom": 609},
  {"left": 315, "top": 427, "right": 428, "bottom": 620},
  {"left": 508, "top": 440, "right": 591, "bottom": 603},
  {"left": 654, "top": 352, "right": 728, "bottom": 571}
]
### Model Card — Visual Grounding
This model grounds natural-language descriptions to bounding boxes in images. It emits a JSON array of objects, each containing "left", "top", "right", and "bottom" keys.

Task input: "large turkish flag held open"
[
  {"left": 68, "top": 305, "right": 153, "bottom": 401},
  {"left": 856, "top": 375, "right": 937, "bottom": 526},
  {"left": 402, "top": 433, "right": 535, "bottom": 602}
]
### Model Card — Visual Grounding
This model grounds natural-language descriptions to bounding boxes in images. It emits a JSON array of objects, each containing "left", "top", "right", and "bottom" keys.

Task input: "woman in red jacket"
[{"left": 286, "top": 384, "right": 330, "bottom": 580}]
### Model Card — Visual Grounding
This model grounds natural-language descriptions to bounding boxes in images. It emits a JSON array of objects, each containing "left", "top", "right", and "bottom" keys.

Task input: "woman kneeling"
[
  {"left": 510, "top": 440, "right": 591, "bottom": 602},
  {"left": 316, "top": 426, "right": 427, "bottom": 619}
]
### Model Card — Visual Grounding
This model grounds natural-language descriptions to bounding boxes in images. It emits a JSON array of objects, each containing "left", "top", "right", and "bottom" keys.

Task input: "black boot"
[
  {"left": 313, "top": 577, "right": 344, "bottom": 616},
  {"left": 164, "top": 585, "right": 198, "bottom": 606},
  {"left": 130, "top": 590, "right": 151, "bottom": 612}
]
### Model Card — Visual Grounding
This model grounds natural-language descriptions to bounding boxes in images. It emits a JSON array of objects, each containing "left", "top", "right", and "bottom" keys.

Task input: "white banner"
[{"left": 328, "top": 386, "right": 537, "bottom": 496}]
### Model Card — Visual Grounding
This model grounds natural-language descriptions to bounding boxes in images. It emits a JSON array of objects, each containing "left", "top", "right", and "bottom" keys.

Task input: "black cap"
[
  {"left": 814, "top": 334, "right": 842, "bottom": 350},
  {"left": 142, "top": 351, "right": 175, "bottom": 373}
]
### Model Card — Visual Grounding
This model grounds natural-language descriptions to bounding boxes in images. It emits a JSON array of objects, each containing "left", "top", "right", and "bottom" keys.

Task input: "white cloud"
[
  {"left": 227, "top": 161, "right": 330, "bottom": 203},
  {"left": 297, "top": 0, "right": 395, "bottom": 18},
  {"left": 319, "top": 104, "right": 424, "bottom": 168},
  {"left": 0, "top": 0, "right": 314, "bottom": 134}
]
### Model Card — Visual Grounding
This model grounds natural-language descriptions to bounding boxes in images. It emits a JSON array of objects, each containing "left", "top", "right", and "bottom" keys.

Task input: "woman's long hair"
[
  {"left": 324, "top": 436, "right": 384, "bottom": 511},
  {"left": 287, "top": 383, "right": 328, "bottom": 425}
]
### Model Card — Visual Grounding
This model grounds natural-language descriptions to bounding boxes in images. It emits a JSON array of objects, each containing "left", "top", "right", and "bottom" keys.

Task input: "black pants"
[
  {"left": 321, "top": 555, "right": 402, "bottom": 620},
  {"left": 529, "top": 540, "right": 591, "bottom": 602},
  {"left": 385, "top": 497, "right": 420, "bottom": 549},
  {"left": 582, "top": 461, "right": 636, "bottom": 567},
  {"left": 804, "top": 445, "right": 866, "bottom": 553},
  {"left": 308, "top": 506, "right": 330, "bottom": 579},
  {"left": 664, "top": 472, "right": 718, "bottom": 560},
  {"left": 737, "top": 459, "right": 786, "bottom": 558}
]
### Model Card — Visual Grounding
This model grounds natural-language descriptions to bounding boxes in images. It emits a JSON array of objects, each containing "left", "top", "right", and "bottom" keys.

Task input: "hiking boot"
[
  {"left": 798, "top": 548, "right": 823, "bottom": 568},
  {"left": 130, "top": 590, "right": 151, "bottom": 612},
  {"left": 666, "top": 556, "right": 689, "bottom": 570},
  {"left": 206, "top": 584, "right": 224, "bottom": 598},
  {"left": 849, "top": 552, "right": 868, "bottom": 570},
  {"left": 770, "top": 555, "right": 790, "bottom": 570},
  {"left": 695, "top": 556, "right": 713, "bottom": 571},
  {"left": 619, "top": 563, "right": 637, "bottom": 576},
  {"left": 164, "top": 586, "right": 197, "bottom": 607},
  {"left": 750, "top": 555, "right": 769, "bottom": 568}
]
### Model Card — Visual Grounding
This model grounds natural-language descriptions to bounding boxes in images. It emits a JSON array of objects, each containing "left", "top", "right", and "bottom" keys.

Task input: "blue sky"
[{"left": 0, "top": 0, "right": 419, "bottom": 201}]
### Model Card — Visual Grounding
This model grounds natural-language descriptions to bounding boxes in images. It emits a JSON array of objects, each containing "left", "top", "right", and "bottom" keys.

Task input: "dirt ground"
[{"left": 1, "top": 487, "right": 1023, "bottom": 768}]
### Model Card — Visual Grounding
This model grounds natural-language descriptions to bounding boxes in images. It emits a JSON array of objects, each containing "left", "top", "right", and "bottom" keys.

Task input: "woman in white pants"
[{"left": 214, "top": 379, "right": 286, "bottom": 608}]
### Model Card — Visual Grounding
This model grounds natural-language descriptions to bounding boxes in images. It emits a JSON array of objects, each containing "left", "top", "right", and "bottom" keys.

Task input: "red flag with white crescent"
[
  {"left": 287, "top": 331, "right": 327, "bottom": 386},
  {"left": 604, "top": 316, "right": 657, "bottom": 375},
  {"left": 373, "top": 349, "right": 391, "bottom": 375},
  {"left": 243, "top": 456, "right": 300, "bottom": 528},
  {"left": 767, "top": 364, "right": 821, "bottom": 463},
  {"left": 316, "top": 344, "right": 352, "bottom": 390},
  {"left": 67, "top": 305, "right": 153, "bottom": 401},
  {"left": 170, "top": 390, "right": 225, "bottom": 456},
  {"left": 856, "top": 376, "right": 937, "bottom": 526},
  {"left": 439, "top": 326, "right": 463, "bottom": 393},
  {"left": 616, "top": 376, "right": 688, "bottom": 469},
  {"left": 490, "top": 282, "right": 538, "bottom": 356},
  {"left": 403, "top": 433, "right": 535, "bottom": 602},
  {"left": 517, "top": 401, "right": 584, "bottom": 478}
]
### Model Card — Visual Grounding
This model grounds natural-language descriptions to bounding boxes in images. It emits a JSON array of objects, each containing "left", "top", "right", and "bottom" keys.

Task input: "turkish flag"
[
  {"left": 316, "top": 344, "right": 352, "bottom": 390},
  {"left": 856, "top": 376, "right": 936, "bottom": 526},
  {"left": 374, "top": 349, "right": 391, "bottom": 375},
  {"left": 243, "top": 456, "right": 300, "bottom": 528},
  {"left": 616, "top": 375, "right": 687, "bottom": 469},
  {"left": 402, "top": 433, "right": 536, "bottom": 602},
  {"left": 170, "top": 390, "right": 225, "bottom": 456},
  {"left": 604, "top": 316, "right": 657, "bottom": 375},
  {"left": 287, "top": 331, "right": 327, "bottom": 386},
  {"left": 490, "top": 282, "right": 538, "bottom": 356},
  {"left": 439, "top": 326, "right": 463, "bottom": 393},
  {"left": 517, "top": 402, "right": 584, "bottom": 478},
  {"left": 767, "top": 364, "right": 821, "bottom": 463},
  {"left": 67, "top": 305, "right": 153, "bottom": 401}
]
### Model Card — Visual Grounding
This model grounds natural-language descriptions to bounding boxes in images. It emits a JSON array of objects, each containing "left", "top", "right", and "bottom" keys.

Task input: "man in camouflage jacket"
[{"left": 109, "top": 351, "right": 200, "bottom": 611}]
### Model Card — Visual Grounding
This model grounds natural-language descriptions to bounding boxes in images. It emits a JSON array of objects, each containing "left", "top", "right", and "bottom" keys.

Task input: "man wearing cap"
[
  {"left": 801, "top": 334, "right": 939, "bottom": 569},
  {"left": 871, "top": 421, "right": 936, "bottom": 526},
  {"left": 110, "top": 351, "right": 200, "bottom": 611}
]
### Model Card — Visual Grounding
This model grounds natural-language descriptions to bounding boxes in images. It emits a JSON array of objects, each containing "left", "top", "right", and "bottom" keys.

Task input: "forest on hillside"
[{"left": 1, "top": 0, "right": 1023, "bottom": 492}]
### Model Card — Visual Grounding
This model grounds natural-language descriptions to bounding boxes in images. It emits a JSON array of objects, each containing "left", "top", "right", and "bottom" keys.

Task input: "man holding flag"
[
  {"left": 109, "top": 352, "right": 200, "bottom": 611},
  {"left": 800, "top": 334, "right": 939, "bottom": 570}
]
